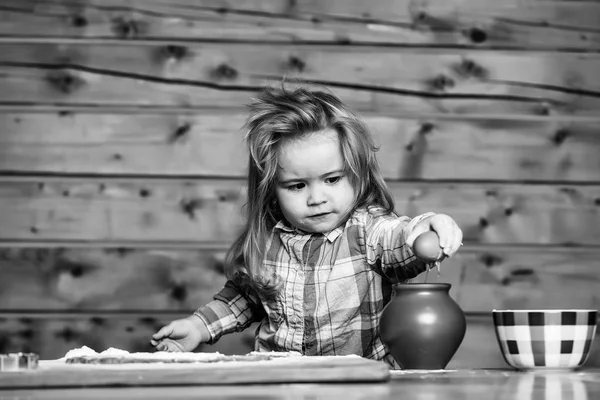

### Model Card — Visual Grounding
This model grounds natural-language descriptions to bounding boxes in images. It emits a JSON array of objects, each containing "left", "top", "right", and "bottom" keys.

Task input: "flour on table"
[
  {"left": 62, "top": 346, "right": 305, "bottom": 364},
  {"left": 62, "top": 346, "right": 98, "bottom": 359}
]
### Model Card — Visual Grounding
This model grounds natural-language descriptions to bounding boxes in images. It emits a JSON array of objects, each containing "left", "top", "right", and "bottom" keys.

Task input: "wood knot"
[
  {"left": 158, "top": 45, "right": 189, "bottom": 62},
  {"left": 179, "top": 198, "right": 203, "bottom": 220},
  {"left": 66, "top": 263, "right": 84, "bottom": 277},
  {"left": 559, "top": 187, "right": 577, "bottom": 196},
  {"left": 479, "top": 217, "right": 489, "bottom": 228},
  {"left": 536, "top": 103, "right": 551, "bottom": 116},
  {"left": 553, "top": 128, "right": 569, "bottom": 145},
  {"left": 411, "top": 11, "right": 432, "bottom": 27},
  {"left": 19, "top": 329, "right": 34, "bottom": 339},
  {"left": 480, "top": 253, "right": 502, "bottom": 268},
  {"left": 140, "top": 317, "right": 157, "bottom": 326},
  {"left": 171, "top": 285, "right": 187, "bottom": 302},
  {"left": 46, "top": 71, "right": 85, "bottom": 94},
  {"left": 70, "top": 14, "right": 88, "bottom": 27},
  {"left": 287, "top": 55, "right": 306, "bottom": 72},
  {"left": 114, "top": 247, "right": 133, "bottom": 257},
  {"left": 112, "top": 17, "right": 141, "bottom": 39},
  {"left": 216, "top": 190, "right": 239, "bottom": 202},
  {"left": 455, "top": 59, "right": 488, "bottom": 79},
  {"left": 428, "top": 74, "right": 455, "bottom": 91},
  {"left": 213, "top": 63, "right": 238, "bottom": 80},
  {"left": 336, "top": 36, "right": 352, "bottom": 45},
  {"left": 169, "top": 122, "right": 191, "bottom": 143},
  {"left": 56, "top": 327, "right": 78, "bottom": 342},
  {"left": 139, "top": 188, "right": 151, "bottom": 198},
  {"left": 468, "top": 27, "right": 488, "bottom": 44},
  {"left": 419, "top": 122, "right": 435, "bottom": 134},
  {"left": 511, "top": 268, "right": 534, "bottom": 277}
]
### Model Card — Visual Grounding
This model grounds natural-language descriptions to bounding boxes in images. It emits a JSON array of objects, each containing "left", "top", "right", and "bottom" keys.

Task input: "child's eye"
[
  {"left": 326, "top": 176, "right": 342, "bottom": 184},
  {"left": 287, "top": 183, "right": 305, "bottom": 191}
]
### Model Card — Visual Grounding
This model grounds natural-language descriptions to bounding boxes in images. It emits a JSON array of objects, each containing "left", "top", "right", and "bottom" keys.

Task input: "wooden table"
[{"left": 1, "top": 369, "right": 599, "bottom": 400}]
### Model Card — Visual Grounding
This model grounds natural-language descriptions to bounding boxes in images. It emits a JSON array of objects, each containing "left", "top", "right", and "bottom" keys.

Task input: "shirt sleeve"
[
  {"left": 193, "top": 279, "right": 261, "bottom": 344},
  {"left": 364, "top": 210, "right": 436, "bottom": 283}
]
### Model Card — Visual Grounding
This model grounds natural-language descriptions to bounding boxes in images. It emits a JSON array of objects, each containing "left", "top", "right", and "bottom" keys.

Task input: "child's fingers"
[
  {"left": 155, "top": 341, "right": 175, "bottom": 352},
  {"left": 155, "top": 339, "right": 185, "bottom": 353},
  {"left": 433, "top": 227, "right": 452, "bottom": 251},
  {"left": 164, "top": 338, "right": 185, "bottom": 352},
  {"left": 442, "top": 225, "right": 463, "bottom": 257},
  {"left": 428, "top": 216, "right": 461, "bottom": 256},
  {"left": 151, "top": 324, "right": 174, "bottom": 341}
]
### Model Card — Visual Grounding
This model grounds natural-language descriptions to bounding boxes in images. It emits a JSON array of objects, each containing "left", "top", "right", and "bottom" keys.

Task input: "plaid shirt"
[{"left": 195, "top": 208, "right": 434, "bottom": 368}]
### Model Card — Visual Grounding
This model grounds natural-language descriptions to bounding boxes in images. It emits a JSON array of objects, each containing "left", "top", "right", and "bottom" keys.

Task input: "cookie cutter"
[{"left": 0, "top": 353, "right": 39, "bottom": 372}]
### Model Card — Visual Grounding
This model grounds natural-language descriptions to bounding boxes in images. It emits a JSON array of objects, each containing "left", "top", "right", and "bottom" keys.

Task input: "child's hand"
[
  {"left": 150, "top": 315, "right": 208, "bottom": 352},
  {"left": 406, "top": 214, "right": 463, "bottom": 258}
]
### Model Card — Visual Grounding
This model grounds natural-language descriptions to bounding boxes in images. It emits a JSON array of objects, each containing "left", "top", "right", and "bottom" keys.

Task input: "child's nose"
[{"left": 307, "top": 186, "right": 326, "bottom": 206}]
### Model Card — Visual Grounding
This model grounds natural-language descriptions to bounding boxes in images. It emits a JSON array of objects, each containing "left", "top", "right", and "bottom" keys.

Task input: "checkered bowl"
[{"left": 493, "top": 309, "right": 597, "bottom": 370}]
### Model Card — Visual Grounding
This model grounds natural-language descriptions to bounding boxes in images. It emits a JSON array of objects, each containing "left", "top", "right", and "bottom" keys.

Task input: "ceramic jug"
[{"left": 379, "top": 282, "right": 466, "bottom": 369}]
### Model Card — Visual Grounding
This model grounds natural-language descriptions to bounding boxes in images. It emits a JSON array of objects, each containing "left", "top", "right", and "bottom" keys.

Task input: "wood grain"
[
  {"left": 0, "top": 247, "right": 228, "bottom": 311},
  {"left": 1, "top": 112, "right": 599, "bottom": 181},
  {"left": 0, "top": 179, "right": 598, "bottom": 245},
  {"left": 3, "top": 43, "right": 600, "bottom": 93},
  {"left": 0, "top": 111, "right": 249, "bottom": 177},
  {"left": 0, "top": 0, "right": 598, "bottom": 50},
  {"left": 445, "top": 248, "right": 600, "bottom": 312},
  {"left": 1, "top": 43, "right": 600, "bottom": 116},
  {"left": 0, "top": 178, "right": 247, "bottom": 243}
]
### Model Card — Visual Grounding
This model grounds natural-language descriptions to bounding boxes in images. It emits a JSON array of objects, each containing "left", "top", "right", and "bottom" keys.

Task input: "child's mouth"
[{"left": 309, "top": 212, "right": 330, "bottom": 218}]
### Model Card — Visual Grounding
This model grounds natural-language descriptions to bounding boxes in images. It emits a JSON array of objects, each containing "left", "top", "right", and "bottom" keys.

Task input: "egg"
[{"left": 413, "top": 231, "right": 443, "bottom": 262}]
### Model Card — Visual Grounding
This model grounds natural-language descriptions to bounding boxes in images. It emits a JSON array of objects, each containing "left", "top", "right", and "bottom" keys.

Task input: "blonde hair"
[{"left": 225, "top": 84, "right": 395, "bottom": 300}]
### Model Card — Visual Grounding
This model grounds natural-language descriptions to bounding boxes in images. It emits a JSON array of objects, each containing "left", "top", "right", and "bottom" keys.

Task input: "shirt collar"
[{"left": 274, "top": 220, "right": 344, "bottom": 243}]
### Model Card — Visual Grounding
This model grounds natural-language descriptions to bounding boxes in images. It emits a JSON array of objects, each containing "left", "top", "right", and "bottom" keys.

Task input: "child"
[{"left": 150, "top": 85, "right": 463, "bottom": 368}]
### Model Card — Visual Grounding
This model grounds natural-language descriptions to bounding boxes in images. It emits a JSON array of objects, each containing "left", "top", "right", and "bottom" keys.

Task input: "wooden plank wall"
[{"left": 0, "top": 0, "right": 599, "bottom": 368}]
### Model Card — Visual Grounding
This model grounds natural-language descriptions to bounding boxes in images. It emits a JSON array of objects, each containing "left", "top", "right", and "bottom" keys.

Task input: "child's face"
[{"left": 275, "top": 129, "right": 356, "bottom": 233}]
